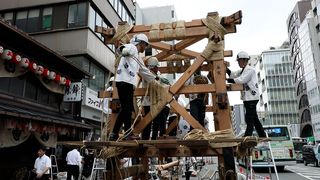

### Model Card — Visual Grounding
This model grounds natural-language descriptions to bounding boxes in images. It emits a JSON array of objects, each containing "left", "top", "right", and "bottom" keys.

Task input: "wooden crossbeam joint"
[
  {"left": 217, "top": 93, "right": 228, "bottom": 109},
  {"left": 220, "top": 10, "right": 242, "bottom": 26}
]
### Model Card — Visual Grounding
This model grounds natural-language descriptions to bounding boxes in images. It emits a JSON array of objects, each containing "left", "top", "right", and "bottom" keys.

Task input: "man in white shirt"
[
  {"left": 110, "top": 33, "right": 156, "bottom": 140},
  {"left": 66, "top": 148, "right": 82, "bottom": 180},
  {"left": 226, "top": 51, "right": 266, "bottom": 137},
  {"left": 34, "top": 146, "right": 51, "bottom": 180}
]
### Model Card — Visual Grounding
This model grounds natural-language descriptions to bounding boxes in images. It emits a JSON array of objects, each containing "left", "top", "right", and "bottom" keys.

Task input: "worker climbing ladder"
[{"left": 90, "top": 158, "right": 106, "bottom": 180}]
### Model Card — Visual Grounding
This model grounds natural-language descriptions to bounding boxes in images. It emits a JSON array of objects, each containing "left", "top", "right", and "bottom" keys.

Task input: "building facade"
[
  {"left": 0, "top": 18, "right": 91, "bottom": 179},
  {"left": 0, "top": 0, "right": 136, "bottom": 138},
  {"left": 286, "top": 0, "right": 320, "bottom": 141},
  {"left": 256, "top": 48, "right": 299, "bottom": 126}
]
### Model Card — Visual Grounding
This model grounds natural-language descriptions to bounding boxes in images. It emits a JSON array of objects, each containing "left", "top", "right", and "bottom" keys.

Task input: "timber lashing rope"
[
  {"left": 149, "top": 21, "right": 186, "bottom": 42},
  {"left": 150, "top": 80, "right": 171, "bottom": 118},
  {"left": 201, "top": 13, "right": 227, "bottom": 61},
  {"left": 184, "top": 129, "right": 238, "bottom": 148},
  {"left": 109, "top": 23, "right": 133, "bottom": 44}
]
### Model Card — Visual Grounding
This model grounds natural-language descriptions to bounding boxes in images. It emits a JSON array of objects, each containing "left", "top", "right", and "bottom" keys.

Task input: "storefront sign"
[
  {"left": 63, "top": 82, "right": 82, "bottom": 102},
  {"left": 84, "top": 87, "right": 103, "bottom": 111}
]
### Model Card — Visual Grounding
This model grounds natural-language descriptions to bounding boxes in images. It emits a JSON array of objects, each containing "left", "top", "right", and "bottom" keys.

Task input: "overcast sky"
[{"left": 136, "top": 0, "right": 301, "bottom": 105}]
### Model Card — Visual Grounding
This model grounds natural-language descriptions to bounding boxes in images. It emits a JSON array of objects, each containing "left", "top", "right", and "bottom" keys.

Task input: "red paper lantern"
[
  {"left": 28, "top": 61, "right": 37, "bottom": 72},
  {"left": 1, "top": 49, "right": 13, "bottom": 60},
  {"left": 65, "top": 79, "right": 71, "bottom": 87},
  {"left": 12, "top": 54, "right": 21, "bottom": 64},
  {"left": 59, "top": 77, "right": 66, "bottom": 85},
  {"left": 35, "top": 65, "right": 44, "bottom": 75},
  {"left": 54, "top": 74, "right": 61, "bottom": 83},
  {"left": 48, "top": 71, "right": 56, "bottom": 80},
  {"left": 42, "top": 68, "right": 50, "bottom": 77},
  {"left": 19, "top": 58, "right": 30, "bottom": 68}
]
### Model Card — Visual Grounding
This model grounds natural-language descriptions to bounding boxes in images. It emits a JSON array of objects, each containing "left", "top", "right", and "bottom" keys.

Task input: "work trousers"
[
  {"left": 142, "top": 106, "right": 170, "bottom": 140},
  {"left": 189, "top": 98, "right": 206, "bottom": 130},
  {"left": 243, "top": 100, "right": 266, "bottom": 137},
  {"left": 66, "top": 165, "right": 79, "bottom": 180},
  {"left": 113, "top": 82, "right": 134, "bottom": 135}
]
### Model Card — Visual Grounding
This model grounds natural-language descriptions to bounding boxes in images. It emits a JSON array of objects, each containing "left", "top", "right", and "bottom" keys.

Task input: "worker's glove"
[
  {"left": 160, "top": 77, "right": 170, "bottom": 85},
  {"left": 121, "top": 47, "right": 131, "bottom": 57},
  {"left": 226, "top": 78, "right": 235, "bottom": 84},
  {"left": 226, "top": 68, "right": 231, "bottom": 76}
]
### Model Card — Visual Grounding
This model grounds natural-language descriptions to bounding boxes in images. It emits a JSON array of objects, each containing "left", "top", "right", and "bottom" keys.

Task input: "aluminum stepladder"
[
  {"left": 50, "top": 155, "right": 59, "bottom": 180},
  {"left": 90, "top": 158, "right": 106, "bottom": 180},
  {"left": 246, "top": 133, "right": 279, "bottom": 180}
]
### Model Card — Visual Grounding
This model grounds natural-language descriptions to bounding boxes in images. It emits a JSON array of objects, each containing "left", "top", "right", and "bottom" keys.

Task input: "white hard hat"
[
  {"left": 130, "top": 33, "right": 149, "bottom": 45},
  {"left": 236, "top": 51, "right": 250, "bottom": 60},
  {"left": 147, "top": 56, "right": 159, "bottom": 67}
]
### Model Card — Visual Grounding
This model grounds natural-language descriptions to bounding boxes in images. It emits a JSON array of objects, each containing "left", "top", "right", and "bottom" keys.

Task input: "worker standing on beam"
[
  {"left": 110, "top": 34, "right": 157, "bottom": 141},
  {"left": 226, "top": 51, "right": 266, "bottom": 137},
  {"left": 141, "top": 56, "right": 170, "bottom": 140}
]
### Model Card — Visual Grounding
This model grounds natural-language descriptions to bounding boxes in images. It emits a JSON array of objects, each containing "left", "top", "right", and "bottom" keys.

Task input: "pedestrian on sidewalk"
[
  {"left": 33, "top": 146, "right": 51, "bottom": 180},
  {"left": 66, "top": 147, "right": 82, "bottom": 180}
]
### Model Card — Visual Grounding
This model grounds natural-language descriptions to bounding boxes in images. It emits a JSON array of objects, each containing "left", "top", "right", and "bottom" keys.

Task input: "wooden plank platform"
[{"left": 83, "top": 137, "right": 269, "bottom": 157}]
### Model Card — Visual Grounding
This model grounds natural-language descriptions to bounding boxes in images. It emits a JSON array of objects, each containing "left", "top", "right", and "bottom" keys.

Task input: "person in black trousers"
[{"left": 226, "top": 51, "right": 266, "bottom": 137}]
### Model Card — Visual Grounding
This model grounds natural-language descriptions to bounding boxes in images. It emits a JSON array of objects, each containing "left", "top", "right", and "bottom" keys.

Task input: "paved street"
[
  {"left": 286, "top": 163, "right": 320, "bottom": 180},
  {"left": 253, "top": 163, "right": 320, "bottom": 180},
  {"left": 175, "top": 161, "right": 320, "bottom": 180}
]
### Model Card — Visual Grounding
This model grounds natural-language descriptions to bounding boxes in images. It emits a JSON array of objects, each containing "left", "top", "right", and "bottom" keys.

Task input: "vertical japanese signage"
[
  {"left": 63, "top": 82, "right": 82, "bottom": 102},
  {"left": 84, "top": 87, "right": 103, "bottom": 111}
]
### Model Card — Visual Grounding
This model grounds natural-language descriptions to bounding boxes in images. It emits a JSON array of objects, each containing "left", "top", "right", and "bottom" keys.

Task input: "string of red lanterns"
[{"left": 0, "top": 45, "right": 71, "bottom": 87}]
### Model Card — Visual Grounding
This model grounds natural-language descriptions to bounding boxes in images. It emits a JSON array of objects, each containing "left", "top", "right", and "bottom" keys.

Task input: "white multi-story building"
[{"left": 256, "top": 48, "right": 299, "bottom": 126}]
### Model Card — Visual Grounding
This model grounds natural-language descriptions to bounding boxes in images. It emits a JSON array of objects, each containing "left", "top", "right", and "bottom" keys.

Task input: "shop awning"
[{"left": 0, "top": 103, "right": 92, "bottom": 129}]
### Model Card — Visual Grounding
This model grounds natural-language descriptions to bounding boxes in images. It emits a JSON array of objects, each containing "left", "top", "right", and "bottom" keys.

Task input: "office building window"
[
  {"left": 89, "top": 63, "right": 105, "bottom": 91},
  {"left": 68, "top": 2, "right": 87, "bottom": 28},
  {"left": 27, "top": 9, "right": 40, "bottom": 32},
  {"left": 88, "top": 6, "right": 96, "bottom": 31},
  {"left": 95, "top": 13, "right": 103, "bottom": 38},
  {"left": 114, "top": 0, "right": 119, "bottom": 12},
  {"left": 42, "top": 7, "right": 52, "bottom": 30},
  {"left": 3, "top": 12, "right": 13, "bottom": 24},
  {"left": 16, "top": 11, "right": 28, "bottom": 31}
]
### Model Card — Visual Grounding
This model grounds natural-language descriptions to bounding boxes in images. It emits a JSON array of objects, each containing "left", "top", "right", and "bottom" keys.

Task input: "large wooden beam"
[
  {"left": 152, "top": 38, "right": 203, "bottom": 60},
  {"left": 98, "top": 84, "right": 243, "bottom": 98},
  {"left": 97, "top": 14, "right": 239, "bottom": 43},
  {"left": 169, "top": 55, "right": 206, "bottom": 94},
  {"left": 132, "top": 111, "right": 154, "bottom": 135},
  {"left": 166, "top": 117, "right": 178, "bottom": 135},
  {"left": 170, "top": 99, "right": 206, "bottom": 131}
]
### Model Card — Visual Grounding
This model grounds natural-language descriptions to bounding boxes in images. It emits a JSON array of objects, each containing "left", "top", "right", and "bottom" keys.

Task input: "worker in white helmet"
[
  {"left": 226, "top": 51, "right": 266, "bottom": 137},
  {"left": 110, "top": 34, "right": 157, "bottom": 141},
  {"left": 141, "top": 56, "right": 170, "bottom": 140}
]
